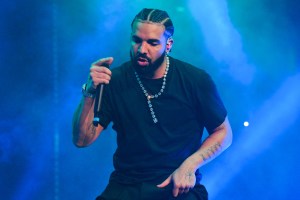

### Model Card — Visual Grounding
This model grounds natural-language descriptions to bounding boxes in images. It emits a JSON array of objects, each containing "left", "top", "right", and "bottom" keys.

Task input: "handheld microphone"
[{"left": 93, "top": 63, "right": 110, "bottom": 126}]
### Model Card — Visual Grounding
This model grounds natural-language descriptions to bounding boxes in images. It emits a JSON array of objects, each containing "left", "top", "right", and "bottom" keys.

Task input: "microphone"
[{"left": 93, "top": 63, "right": 110, "bottom": 126}]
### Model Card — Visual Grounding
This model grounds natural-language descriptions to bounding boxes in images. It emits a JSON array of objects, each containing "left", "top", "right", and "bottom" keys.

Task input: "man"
[{"left": 73, "top": 8, "right": 232, "bottom": 200}]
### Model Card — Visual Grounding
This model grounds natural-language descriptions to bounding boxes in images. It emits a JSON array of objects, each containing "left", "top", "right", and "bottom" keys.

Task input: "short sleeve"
[{"left": 195, "top": 71, "right": 227, "bottom": 133}]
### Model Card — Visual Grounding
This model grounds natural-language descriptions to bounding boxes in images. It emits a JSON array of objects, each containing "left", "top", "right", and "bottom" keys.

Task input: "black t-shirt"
[{"left": 99, "top": 56, "right": 227, "bottom": 184}]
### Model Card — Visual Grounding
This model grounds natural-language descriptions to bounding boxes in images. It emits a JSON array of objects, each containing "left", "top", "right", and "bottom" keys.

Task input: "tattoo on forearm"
[
  {"left": 200, "top": 142, "right": 222, "bottom": 162},
  {"left": 88, "top": 122, "right": 97, "bottom": 135}
]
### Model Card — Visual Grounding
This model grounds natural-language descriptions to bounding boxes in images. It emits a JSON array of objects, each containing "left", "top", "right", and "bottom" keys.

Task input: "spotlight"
[{"left": 244, "top": 121, "right": 249, "bottom": 127}]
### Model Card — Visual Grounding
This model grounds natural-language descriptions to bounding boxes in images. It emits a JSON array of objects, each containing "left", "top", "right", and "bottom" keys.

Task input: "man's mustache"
[{"left": 136, "top": 53, "right": 151, "bottom": 62}]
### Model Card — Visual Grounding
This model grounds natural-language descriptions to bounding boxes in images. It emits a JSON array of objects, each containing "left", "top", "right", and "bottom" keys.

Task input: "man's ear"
[{"left": 166, "top": 37, "right": 174, "bottom": 53}]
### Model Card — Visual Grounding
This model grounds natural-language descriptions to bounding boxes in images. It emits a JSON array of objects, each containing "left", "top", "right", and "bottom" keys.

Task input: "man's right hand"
[{"left": 86, "top": 57, "right": 113, "bottom": 92}]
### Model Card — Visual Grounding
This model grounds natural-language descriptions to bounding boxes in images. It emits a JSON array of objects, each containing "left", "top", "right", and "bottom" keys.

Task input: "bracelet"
[{"left": 81, "top": 83, "right": 96, "bottom": 98}]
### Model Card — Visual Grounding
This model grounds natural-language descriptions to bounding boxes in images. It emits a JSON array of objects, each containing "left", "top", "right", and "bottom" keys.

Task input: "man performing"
[{"left": 73, "top": 8, "right": 232, "bottom": 200}]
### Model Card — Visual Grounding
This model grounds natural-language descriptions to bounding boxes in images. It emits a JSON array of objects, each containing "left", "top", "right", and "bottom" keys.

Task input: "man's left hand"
[{"left": 157, "top": 164, "right": 196, "bottom": 197}]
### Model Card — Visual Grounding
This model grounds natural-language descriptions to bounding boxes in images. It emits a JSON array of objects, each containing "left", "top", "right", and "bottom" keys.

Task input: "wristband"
[{"left": 81, "top": 83, "right": 96, "bottom": 98}]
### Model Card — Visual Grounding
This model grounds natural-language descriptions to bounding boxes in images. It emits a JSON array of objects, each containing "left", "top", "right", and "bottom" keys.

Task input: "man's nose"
[{"left": 138, "top": 42, "right": 147, "bottom": 54}]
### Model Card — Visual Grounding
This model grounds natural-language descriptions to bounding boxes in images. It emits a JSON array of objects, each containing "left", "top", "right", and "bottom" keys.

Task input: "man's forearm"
[
  {"left": 72, "top": 97, "right": 103, "bottom": 147},
  {"left": 184, "top": 117, "right": 232, "bottom": 172}
]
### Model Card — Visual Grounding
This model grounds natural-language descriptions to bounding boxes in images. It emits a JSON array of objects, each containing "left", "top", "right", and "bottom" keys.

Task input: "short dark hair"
[{"left": 131, "top": 8, "right": 174, "bottom": 37}]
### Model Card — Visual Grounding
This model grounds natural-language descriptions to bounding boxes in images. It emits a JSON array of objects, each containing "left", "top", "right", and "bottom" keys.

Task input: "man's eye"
[
  {"left": 149, "top": 42, "right": 159, "bottom": 46},
  {"left": 132, "top": 37, "right": 141, "bottom": 43}
]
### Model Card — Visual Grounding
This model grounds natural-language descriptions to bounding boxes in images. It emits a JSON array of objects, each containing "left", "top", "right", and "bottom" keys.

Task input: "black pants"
[{"left": 96, "top": 181, "right": 208, "bottom": 200}]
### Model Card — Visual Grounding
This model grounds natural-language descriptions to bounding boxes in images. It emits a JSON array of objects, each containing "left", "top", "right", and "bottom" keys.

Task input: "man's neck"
[{"left": 144, "top": 57, "right": 167, "bottom": 79}]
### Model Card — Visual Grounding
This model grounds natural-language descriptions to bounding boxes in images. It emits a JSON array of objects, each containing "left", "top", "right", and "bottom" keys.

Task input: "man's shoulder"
[{"left": 170, "top": 57, "right": 209, "bottom": 78}]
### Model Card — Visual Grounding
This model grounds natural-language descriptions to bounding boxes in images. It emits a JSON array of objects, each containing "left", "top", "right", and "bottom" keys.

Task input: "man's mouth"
[{"left": 137, "top": 57, "right": 149, "bottom": 67}]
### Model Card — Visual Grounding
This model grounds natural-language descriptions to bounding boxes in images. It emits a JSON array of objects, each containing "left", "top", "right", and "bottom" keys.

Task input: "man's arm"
[
  {"left": 72, "top": 96, "right": 104, "bottom": 147},
  {"left": 191, "top": 116, "right": 232, "bottom": 167},
  {"left": 157, "top": 117, "right": 232, "bottom": 196},
  {"left": 72, "top": 57, "right": 113, "bottom": 147}
]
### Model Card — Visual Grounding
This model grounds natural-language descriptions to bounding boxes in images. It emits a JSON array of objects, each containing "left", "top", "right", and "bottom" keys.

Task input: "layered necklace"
[{"left": 134, "top": 56, "right": 170, "bottom": 123}]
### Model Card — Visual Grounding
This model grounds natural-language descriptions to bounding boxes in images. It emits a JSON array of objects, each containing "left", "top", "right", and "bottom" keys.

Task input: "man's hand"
[
  {"left": 157, "top": 162, "right": 196, "bottom": 197},
  {"left": 87, "top": 57, "right": 113, "bottom": 92}
]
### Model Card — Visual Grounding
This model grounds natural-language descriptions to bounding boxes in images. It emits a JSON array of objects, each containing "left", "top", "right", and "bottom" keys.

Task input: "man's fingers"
[
  {"left": 173, "top": 187, "right": 179, "bottom": 197},
  {"left": 92, "top": 77, "right": 110, "bottom": 85},
  {"left": 89, "top": 58, "right": 113, "bottom": 87},
  {"left": 173, "top": 187, "right": 190, "bottom": 197},
  {"left": 156, "top": 176, "right": 171, "bottom": 188},
  {"left": 91, "top": 66, "right": 112, "bottom": 77},
  {"left": 184, "top": 187, "right": 190, "bottom": 193},
  {"left": 93, "top": 57, "right": 114, "bottom": 67},
  {"left": 91, "top": 71, "right": 111, "bottom": 81}
]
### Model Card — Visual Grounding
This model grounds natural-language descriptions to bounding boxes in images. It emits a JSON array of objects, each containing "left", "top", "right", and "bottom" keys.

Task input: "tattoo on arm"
[
  {"left": 88, "top": 122, "right": 97, "bottom": 135},
  {"left": 200, "top": 142, "right": 222, "bottom": 162}
]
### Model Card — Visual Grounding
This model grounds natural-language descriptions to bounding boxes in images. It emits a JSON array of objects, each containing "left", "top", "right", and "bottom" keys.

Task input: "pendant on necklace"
[{"left": 147, "top": 95, "right": 153, "bottom": 100}]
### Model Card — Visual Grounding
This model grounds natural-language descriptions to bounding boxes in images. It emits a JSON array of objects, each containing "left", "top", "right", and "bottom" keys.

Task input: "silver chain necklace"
[{"left": 134, "top": 56, "right": 170, "bottom": 123}]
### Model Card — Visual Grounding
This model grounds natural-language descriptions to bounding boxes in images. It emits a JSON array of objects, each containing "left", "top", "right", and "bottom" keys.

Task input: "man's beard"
[{"left": 130, "top": 51, "right": 166, "bottom": 77}]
